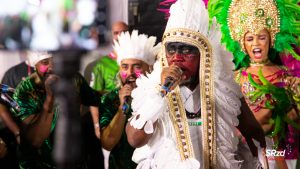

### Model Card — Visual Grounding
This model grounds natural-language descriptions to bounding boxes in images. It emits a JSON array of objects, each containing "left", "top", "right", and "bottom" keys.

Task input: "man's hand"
[
  {"left": 45, "top": 74, "right": 59, "bottom": 96},
  {"left": 119, "top": 84, "right": 133, "bottom": 108},
  {"left": 94, "top": 123, "right": 101, "bottom": 140},
  {"left": 161, "top": 65, "right": 183, "bottom": 92}
]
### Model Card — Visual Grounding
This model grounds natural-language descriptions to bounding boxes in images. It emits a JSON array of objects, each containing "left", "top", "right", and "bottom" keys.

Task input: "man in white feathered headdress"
[
  {"left": 98, "top": 30, "right": 160, "bottom": 169},
  {"left": 126, "top": 0, "right": 266, "bottom": 169}
]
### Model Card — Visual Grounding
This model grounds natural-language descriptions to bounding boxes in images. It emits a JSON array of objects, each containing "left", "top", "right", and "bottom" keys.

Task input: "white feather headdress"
[
  {"left": 164, "top": 0, "right": 209, "bottom": 36},
  {"left": 114, "top": 30, "right": 161, "bottom": 66}
]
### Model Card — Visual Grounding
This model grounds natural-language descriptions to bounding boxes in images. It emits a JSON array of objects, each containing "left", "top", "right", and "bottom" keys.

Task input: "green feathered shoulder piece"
[
  {"left": 247, "top": 69, "right": 300, "bottom": 147},
  {"left": 208, "top": 0, "right": 247, "bottom": 69},
  {"left": 208, "top": 0, "right": 300, "bottom": 70}
]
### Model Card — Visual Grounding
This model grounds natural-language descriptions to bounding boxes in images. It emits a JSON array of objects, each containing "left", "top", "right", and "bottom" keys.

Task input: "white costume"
[{"left": 129, "top": 0, "right": 261, "bottom": 168}]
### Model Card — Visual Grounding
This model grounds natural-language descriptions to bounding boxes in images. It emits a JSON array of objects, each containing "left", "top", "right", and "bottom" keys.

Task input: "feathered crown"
[
  {"left": 208, "top": 0, "right": 300, "bottom": 69},
  {"left": 228, "top": 0, "right": 280, "bottom": 48},
  {"left": 162, "top": 0, "right": 210, "bottom": 52},
  {"left": 114, "top": 30, "right": 160, "bottom": 66}
]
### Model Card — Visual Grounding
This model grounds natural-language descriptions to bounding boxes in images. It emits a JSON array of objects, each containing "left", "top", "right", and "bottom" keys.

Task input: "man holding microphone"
[{"left": 98, "top": 30, "right": 160, "bottom": 169}]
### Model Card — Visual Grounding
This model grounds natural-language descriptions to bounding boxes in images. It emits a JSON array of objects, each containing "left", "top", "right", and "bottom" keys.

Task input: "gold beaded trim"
[
  {"left": 198, "top": 35, "right": 216, "bottom": 169},
  {"left": 161, "top": 28, "right": 216, "bottom": 169},
  {"left": 163, "top": 28, "right": 209, "bottom": 51},
  {"left": 166, "top": 90, "right": 195, "bottom": 160}
]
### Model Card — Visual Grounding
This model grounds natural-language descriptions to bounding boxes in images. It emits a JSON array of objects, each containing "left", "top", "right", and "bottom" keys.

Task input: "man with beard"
[
  {"left": 12, "top": 51, "right": 100, "bottom": 169},
  {"left": 99, "top": 30, "right": 160, "bottom": 169},
  {"left": 88, "top": 21, "right": 129, "bottom": 140}
]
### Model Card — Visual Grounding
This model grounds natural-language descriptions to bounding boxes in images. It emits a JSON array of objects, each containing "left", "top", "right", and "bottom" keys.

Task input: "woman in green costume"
[{"left": 208, "top": 0, "right": 300, "bottom": 168}]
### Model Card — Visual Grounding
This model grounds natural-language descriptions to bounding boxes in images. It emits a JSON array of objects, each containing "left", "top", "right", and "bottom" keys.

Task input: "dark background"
[{"left": 129, "top": 0, "right": 167, "bottom": 43}]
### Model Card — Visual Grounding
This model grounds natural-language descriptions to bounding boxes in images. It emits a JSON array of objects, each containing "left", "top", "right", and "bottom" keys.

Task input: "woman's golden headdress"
[{"left": 208, "top": 0, "right": 300, "bottom": 69}]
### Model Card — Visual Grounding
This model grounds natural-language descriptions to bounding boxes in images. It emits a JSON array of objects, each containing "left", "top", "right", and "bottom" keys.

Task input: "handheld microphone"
[
  {"left": 161, "top": 68, "right": 183, "bottom": 97},
  {"left": 122, "top": 96, "right": 131, "bottom": 114},
  {"left": 161, "top": 77, "right": 176, "bottom": 97},
  {"left": 121, "top": 79, "right": 132, "bottom": 114},
  {"left": 0, "top": 84, "right": 15, "bottom": 93}
]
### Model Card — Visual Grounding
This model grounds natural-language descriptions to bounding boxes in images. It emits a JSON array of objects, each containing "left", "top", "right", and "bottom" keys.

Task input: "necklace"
[
  {"left": 242, "top": 68, "right": 285, "bottom": 83},
  {"left": 250, "top": 60, "right": 271, "bottom": 67},
  {"left": 186, "top": 109, "right": 201, "bottom": 119}
]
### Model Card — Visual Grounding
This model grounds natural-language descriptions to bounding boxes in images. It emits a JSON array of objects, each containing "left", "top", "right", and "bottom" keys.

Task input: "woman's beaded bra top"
[{"left": 236, "top": 67, "right": 288, "bottom": 112}]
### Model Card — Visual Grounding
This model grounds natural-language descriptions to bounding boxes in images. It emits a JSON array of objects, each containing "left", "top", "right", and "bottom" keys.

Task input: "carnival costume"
[
  {"left": 99, "top": 30, "right": 160, "bottom": 169},
  {"left": 128, "top": 0, "right": 260, "bottom": 168},
  {"left": 12, "top": 52, "right": 101, "bottom": 169},
  {"left": 208, "top": 0, "right": 300, "bottom": 168}
]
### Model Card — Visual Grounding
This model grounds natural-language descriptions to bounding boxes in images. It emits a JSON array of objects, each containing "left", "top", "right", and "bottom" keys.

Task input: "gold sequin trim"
[
  {"left": 166, "top": 90, "right": 195, "bottom": 160},
  {"left": 198, "top": 36, "right": 216, "bottom": 169},
  {"left": 228, "top": 0, "right": 280, "bottom": 50}
]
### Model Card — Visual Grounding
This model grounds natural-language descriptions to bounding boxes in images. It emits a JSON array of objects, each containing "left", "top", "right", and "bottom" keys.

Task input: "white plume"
[
  {"left": 114, "top": 30, "right": 161, "bottom": 66},
  {"left": 165, "top": 0, "right": 209, "bottom": 35}
]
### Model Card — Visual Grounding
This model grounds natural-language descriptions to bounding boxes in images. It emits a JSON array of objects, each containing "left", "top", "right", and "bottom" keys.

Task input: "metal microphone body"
[
  {"left": 121, "top": 78, "right": 132, "bottom": 114},
  {"left": 122, "top": 96, "right": 131, "bottom": 114}
]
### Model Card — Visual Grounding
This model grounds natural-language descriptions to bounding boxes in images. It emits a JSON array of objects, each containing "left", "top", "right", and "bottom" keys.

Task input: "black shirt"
[{"left": 1, "top": 62, "right": 34, "bottom": 88}]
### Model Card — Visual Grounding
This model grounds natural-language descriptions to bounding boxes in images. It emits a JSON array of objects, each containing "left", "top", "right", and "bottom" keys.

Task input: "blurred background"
[{"left": 0, "top": 0, "right": 167, "bottom": 79}]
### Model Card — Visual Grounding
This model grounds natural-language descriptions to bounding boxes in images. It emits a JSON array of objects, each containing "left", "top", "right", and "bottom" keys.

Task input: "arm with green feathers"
[{"left": 247, "top": 70, "right": 300, "bottom": 137}]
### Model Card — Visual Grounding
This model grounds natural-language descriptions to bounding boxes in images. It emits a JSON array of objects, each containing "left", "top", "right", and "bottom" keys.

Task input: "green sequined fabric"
[
  {"left": 13, "top": 72, "right": 100, "bottom": 169},
  {"left": 99, "top": 88, "right": 136, "bottom": 169}
]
